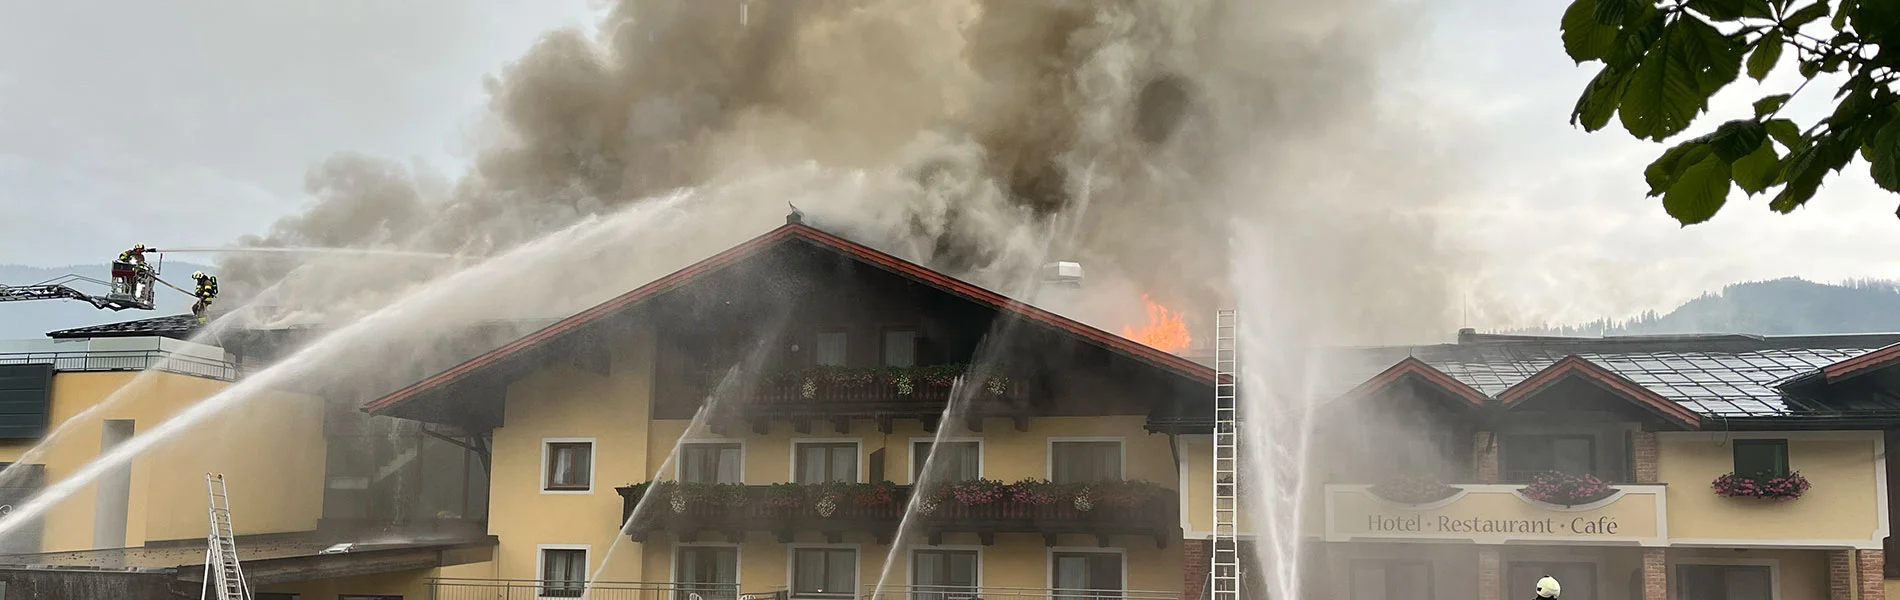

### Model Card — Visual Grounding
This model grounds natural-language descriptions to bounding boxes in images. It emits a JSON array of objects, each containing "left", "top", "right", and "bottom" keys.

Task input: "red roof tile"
[{"left": 365, "top": 222, "right": 1213, "bottom": 413}]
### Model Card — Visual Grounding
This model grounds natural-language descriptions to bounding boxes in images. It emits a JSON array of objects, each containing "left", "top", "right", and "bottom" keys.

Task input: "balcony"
[
  {"left": 861, "top": 585, "right": 1179, "bottom": 600},
  {"left": 707, "top": 365, "right": 1033, "bottom": 434},
  {"left": 615, "top": 481, "right": 1179, "bottom": 547},
  {"left": 427, "top": 579, "right": 736, "bottom": 600}
]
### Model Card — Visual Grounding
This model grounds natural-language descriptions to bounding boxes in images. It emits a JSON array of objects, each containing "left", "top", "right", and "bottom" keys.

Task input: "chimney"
[{"left": 1457, "top": 328, "right": 1478, "bottom": 344}]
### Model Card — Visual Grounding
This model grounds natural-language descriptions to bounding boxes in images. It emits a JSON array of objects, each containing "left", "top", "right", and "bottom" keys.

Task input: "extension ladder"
[
  {"left": 202, "top": 474, "right": 252, "bottom": 600},
  {"left": 1210, "top": 310, "right": 1241, "bottom": 600}
]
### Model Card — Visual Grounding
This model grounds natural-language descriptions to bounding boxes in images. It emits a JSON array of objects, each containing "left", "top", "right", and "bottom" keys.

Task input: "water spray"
[{"left": 158, "top": 246, "right": 459, "bottom": 259}]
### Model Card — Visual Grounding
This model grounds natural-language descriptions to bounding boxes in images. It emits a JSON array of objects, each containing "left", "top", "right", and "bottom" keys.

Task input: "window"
[
  {"left": 682, "top": 443, "right": 743, "bottom": 484},
  {"left": 541, "top": 548, "right": 588, "bottom": 598},
  {"left": 913, "top": 441, "right": 980, "bottom": 481},
  {"left": 913, "top": 550, "right": 978, "bottom": 600},
  {"left": 1677, "top": 564, "right": 1772, "bottom": 600},
  {"left": 1050, "top": 441, "right": 1122, "bottom": 483},
  {"left": 544, "top": 441, "right": 593, "bottom": 492},
  {"left": 1348, "top": 560, "right": 1430, "bottom": 600},
  {"left": 793, "top": 548, "right": 857, "bottom": 599},
  {"left": 339, "top": 596, "right": 399, "bottom": 600},
  {"left": 1509, "top": 562, "right": 1595, "bottom": 600},
  {"left": 816, "top": 331, "right": 848, "bottom": 367},
  {"left": 255, "top": 594, "right": 300, "bottom": 600},
  {"left": 1502, "top": 434, "right": 1595, "bottom": 481},
  {"left": 796, "top": 443, "right": 859, "bottom": 484},
  {"left": 1733, "top": 439, "right": 1789, "bottom": 477},
  {"left": 883, "top": 329, "right": 918, "bottom": 367},
  {"left": 1052, "top": 552, "right": 1123, "bottom": 600},
  {"left": 676, "top": 546, "right": 738, "bottom": 600}
]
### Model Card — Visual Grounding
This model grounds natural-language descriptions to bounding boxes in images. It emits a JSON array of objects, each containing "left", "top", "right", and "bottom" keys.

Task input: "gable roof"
[
  {"left": 364, "top": 219, "right": 1214, "bottom": 414},
  {"left": 1818, "top": 342, "right": 1900, "bottom": 383},
  {"left": 1334, "top": 356, "right": 1487, "bottom": 409},
  {"left": 1496, "top": 355, "right": 1703, "bottom": 429}
]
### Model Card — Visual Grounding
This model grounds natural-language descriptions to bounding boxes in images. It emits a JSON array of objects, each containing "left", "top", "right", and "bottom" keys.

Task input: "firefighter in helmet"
[
  {"left": 1535, "top": 575, "right": 1562, "bottom": 599},
  {"left": 113, "top": 244, "right": 156, "bottom": 296},
  {"left": 190, "top": 271, "right": 218, "bottom": 323}
]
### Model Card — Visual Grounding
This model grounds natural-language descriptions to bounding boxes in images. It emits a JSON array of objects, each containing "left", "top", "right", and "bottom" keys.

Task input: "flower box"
[
  {"left": 1712, "top": 471, "right": 1810, "bottom": 501},
  {"left": 1368, "top": 473, "right": 1462, "bottom": 505},
  {"left": 1516, "top": 471, "right": 1617, "bottom": 506}
]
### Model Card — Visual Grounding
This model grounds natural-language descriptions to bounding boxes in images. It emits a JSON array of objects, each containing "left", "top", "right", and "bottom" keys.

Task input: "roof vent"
[
  {"left": 1040, "top": 262, "right": 1083, "bottom": 287},
  {"left": 786, "top": 205, "right": 804, "bottom": 225}
]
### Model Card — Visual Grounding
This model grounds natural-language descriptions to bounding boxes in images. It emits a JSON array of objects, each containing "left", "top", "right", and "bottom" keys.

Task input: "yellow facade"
[
  {"left": 9, "top": 369, "right": 325, "bottom": 552},
  {"left": 479, "top": 324, "right": 1187, "bottom": 596}
]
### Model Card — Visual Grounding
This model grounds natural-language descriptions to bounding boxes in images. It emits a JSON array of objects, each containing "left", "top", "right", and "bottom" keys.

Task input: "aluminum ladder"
[
  {"left": 1210, "top": 310, "right": 1241, "bottom": 600},
  {"left": 202, "top": 473, "right": 252, "bottom": 600}
]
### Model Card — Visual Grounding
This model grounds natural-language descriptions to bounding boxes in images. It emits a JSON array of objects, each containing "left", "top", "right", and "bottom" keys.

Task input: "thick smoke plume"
[{"left": 221, "top": 0, "right": 1467, "bottom": 345}]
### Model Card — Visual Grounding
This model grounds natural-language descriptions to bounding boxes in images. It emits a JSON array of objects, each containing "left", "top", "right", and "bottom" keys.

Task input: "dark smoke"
[{"left": 221, "top": 0, "right": 1468, "bottom": 345}]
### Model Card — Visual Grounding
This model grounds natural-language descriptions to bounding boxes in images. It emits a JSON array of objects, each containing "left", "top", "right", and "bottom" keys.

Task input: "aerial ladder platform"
[{"left": 0, "top": 251, "right": 192, "bottom": 311}]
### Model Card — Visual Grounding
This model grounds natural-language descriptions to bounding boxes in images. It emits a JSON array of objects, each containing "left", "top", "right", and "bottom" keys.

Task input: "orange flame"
[{"left": 1122, "top": 295, "right": 1192, "bottom": 353}]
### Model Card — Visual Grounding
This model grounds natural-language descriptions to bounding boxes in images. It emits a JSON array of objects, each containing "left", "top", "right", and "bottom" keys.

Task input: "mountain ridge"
[{"left": 1505, "top": 277, "right": 1900, "bottom": 338}]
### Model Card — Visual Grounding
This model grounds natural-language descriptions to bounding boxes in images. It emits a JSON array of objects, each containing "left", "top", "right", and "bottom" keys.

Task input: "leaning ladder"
[
  {"left": 202, "top": 474, "right": 252, "bottom": 600},
  {"left": 1210, "top": 310, "right": 1241, "bottom": 600}
]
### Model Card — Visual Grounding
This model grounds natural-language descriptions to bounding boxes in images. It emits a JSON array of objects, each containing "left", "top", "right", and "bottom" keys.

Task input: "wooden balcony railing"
[{"left": 614, "top": 481, "right": 1179, "bottom": 547}]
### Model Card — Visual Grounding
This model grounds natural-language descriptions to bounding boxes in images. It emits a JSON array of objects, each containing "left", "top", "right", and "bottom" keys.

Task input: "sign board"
[{"left": 1323, "top": 484, "right": 1667, "bottom": 546}]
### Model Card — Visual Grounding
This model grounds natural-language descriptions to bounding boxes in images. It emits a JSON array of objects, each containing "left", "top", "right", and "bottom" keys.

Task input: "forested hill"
[{"left": 1508, "top": 278, "right": 1900, "bottom": 337}]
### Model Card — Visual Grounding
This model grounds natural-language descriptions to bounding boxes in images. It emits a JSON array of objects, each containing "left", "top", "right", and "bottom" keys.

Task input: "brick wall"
[
  {"left": 1479, "top": 547, "right": 1501, "bottom": 600},
  {"left": 1642, "top": 548, "right": 1667, "bottom": 600},
  {"left": 1632, "top": 431, "right": 1660, "bottom": 484},
  {"left": 1475, "top": 431, "right": 1499, "bottom": 484},
  {"left": 1830, "top": 550, "right": 1855, "bottom": 600},
  {"left": 1183, "top": 539, "right": 1209, "bottom": 600},
  {"left": 1861, "top": 549, "right": 1886, "bottom": 600}
]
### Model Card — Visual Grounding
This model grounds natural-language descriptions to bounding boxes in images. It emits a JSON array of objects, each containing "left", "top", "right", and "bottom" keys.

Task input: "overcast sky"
[{"left": 2, "top": 0, "right": 1896, "bottom": 329}]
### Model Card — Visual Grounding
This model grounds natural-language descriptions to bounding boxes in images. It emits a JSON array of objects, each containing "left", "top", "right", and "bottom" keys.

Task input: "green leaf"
[
  {"left": 1771, "top": 134, "right": 1857, "bottom": 212},
  {"left": 1782, "top": 2, "right": 1830, "bottom": 29},
  {"left": 1834, "top": 0, "right": 1857, "bottom": 31},
  {"left": 1562, "top": 0, "right": 1621, "bottom": 62},
  {"left": 1596, "top": 0, "right": 1637, "bottom": 25},
  {"left": 1765, "top": 119, "right": 1808, "bottom": 151},
  {"left": 1753, "top": 94, "right": 1792, "bottom": 118},
  {"left": 1710, "top": 120, "right": 1770, "bottom": 161},
  {"left": 1619, "top": 18, "right": 1746, "bottom": 140},
  {"left": 1572, "top": 64, "right": 1634, "bottom": 131},
  {"left": 1746, "top": 31, "right": 1783, "bottom": 81},
  {"left": 1645, "top": 141, "right": 1716, "bottom": 194},
  {"left": 1732, "top": 140, "right": 1782, "bottom": 194},
  {"left": 1663, "top": 153, "right": 1734, "bottom": 224},
  {"left": 1870, "top": 118, "right": 1900, "bottom": 192},
  {"left": 1608, "top": 6, "right": 1668, "bottom": 68},
  {"left": 1688, "top": 0, "right": 1774, "bottom": 20}
]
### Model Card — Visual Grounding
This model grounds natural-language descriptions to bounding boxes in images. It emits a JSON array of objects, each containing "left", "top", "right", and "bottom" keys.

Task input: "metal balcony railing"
[
  {"left": 427, "top": 579, "right": 737, "bottom": 600},
  {"left": 858, "top": 585, "right": 1179, "bottom": 600},
  {"left": 0, "top": 350, "right": 238, "bottom": 381}
]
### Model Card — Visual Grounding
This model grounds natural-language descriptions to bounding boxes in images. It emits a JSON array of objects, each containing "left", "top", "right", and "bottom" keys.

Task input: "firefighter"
[
  {"left": 1535, "top": 576, "right": 1562, "bottom": 599},
  {"left": 190, "top": 271, "right": 218, "bottom": 323},
  {"left": 113, "top": 244, "right": 156, "bottom": 296}
]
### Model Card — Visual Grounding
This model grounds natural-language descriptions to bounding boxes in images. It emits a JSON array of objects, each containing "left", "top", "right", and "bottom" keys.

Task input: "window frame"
[
  {"left": 1500, "top": 433, "right": 1598, "bottom": 482},
  {"left": 1347, "top": 559, "right": 1434, "bottom": 600},
  {"left": 880, "top": 327, "right": 920, "bottom": 368},
  {"left": 537, "top": 544, "right": 590, "bottom": 599},
  {"left": 673, "top": 542, "right": 741, "bottom": 600},
  {"left": 791, "top": 439, "right": 863, "bottom": 484},
  {"left": 787, "top": 544, "right": 860, "bottom": 600},
  {"left": 814, "top": 329, "right": 850, "bottom": 367},
  {"left": 1047, "top": 438, "right": 1126, "bottom": 483},
  {"left": 541, "top": 438, "right": 596, "bottom": 494},
  {"left": 1046, "top": 547, "right": 1127, "bottom": 597},
  {"left": 909, "top": 545, "right": 984, "bottom": 590},
  {"left": 1674, "top": 559, "right": 1779, "bottom": 600},
  {"left": 1732, "top": 439, "right": 1791, "bottom": 478},
  {"left": 910, "top": 438, "right": 984, "bottom": 483},
  {"left": 677, "top": 441, "right": 746, "bottom": 484}
]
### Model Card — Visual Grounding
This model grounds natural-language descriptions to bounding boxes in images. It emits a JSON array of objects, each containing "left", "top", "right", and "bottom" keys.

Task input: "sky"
[{"left": 1, "top": 0, "right": 1896, "bottom": 330}]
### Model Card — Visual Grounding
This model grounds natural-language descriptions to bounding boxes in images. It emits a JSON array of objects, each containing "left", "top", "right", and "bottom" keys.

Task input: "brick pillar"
[
  {"left": 1642, "top": 548, "right": 1668, "bottom": 600},
  {"left": 1861, "top": 549, "right": 1886, "bottom": 600},
  {"left": 1830, "top": 550, "right": 1855, "bottom": 600},
  {"left": 1475, "top": 431, "right": 1499, "bottom": 483},
  {"left": 1183, "top": 539, "right": 1209, "bottom": 600},
  {"left": 1632, "top": 431, "right": 1660, "bottom": 484},
  {"left": 1478, "top": 546, "right": 1502, "bottom": 600}
]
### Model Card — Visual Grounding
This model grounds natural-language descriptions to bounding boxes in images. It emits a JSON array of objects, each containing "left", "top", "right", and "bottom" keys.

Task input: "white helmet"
[
  {"left": 192, "top": 271, "right": 206, "bottom": 279},
  {"left": 1536, "top": 576, "right": 1562, "bottom": 599}
]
